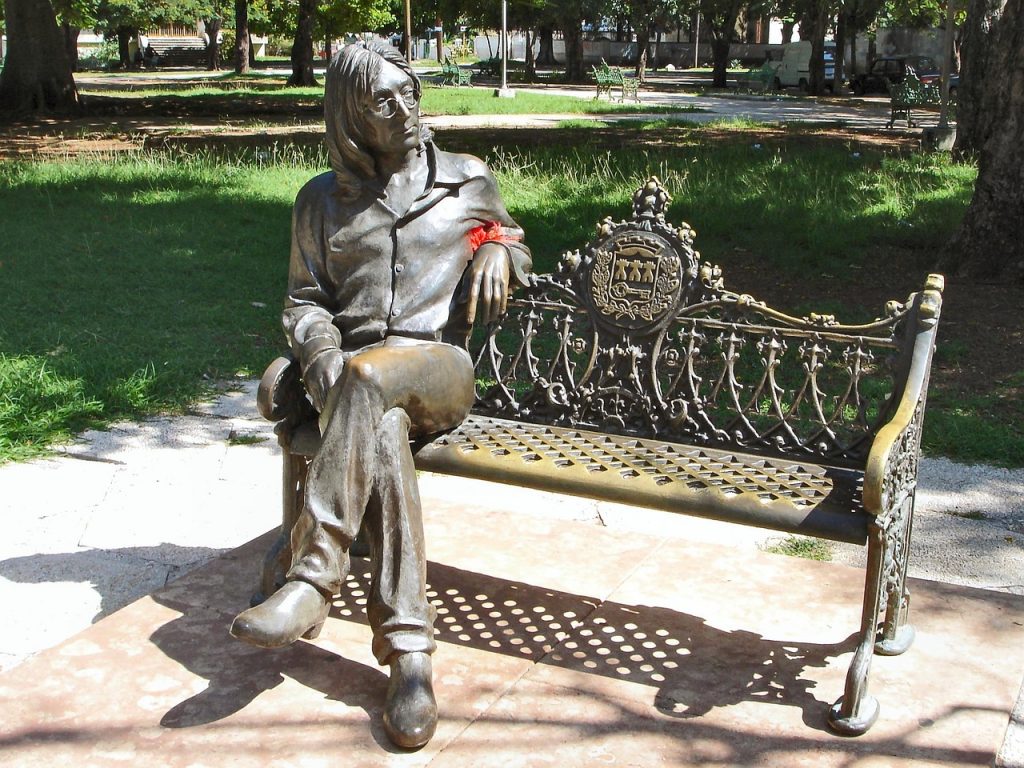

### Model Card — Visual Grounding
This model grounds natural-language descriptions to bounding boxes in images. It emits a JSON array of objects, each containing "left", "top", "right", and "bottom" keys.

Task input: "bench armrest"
[
  {"left": 862, "top": 275, "right": 944, "bottom": 517},
  {"left": 257, "top": 354, "right": 307, "bottom": 422}
]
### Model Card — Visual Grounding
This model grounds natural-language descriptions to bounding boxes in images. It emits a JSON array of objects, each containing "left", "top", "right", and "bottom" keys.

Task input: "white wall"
[{"left": 473, "top": 34, "right": 563, "bottom": 62}]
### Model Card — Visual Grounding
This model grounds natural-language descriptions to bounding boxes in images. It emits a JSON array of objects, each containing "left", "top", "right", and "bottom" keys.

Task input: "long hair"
[{"left": 324, "top": 41, "right": 432, "bottom": 200}]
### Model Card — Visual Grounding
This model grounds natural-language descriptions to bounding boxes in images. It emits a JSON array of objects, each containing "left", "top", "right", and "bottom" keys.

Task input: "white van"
[{"left": 774, "top": 40, "right": 835, "bottom": 91}]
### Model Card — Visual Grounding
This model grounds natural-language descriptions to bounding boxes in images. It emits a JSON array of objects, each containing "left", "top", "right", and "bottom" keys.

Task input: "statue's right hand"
[{"left": 304, "top": 350, "right": 345, "bottom": 412}]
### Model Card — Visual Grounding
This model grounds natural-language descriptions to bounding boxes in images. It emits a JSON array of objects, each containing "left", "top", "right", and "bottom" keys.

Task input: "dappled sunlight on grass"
[
  {"left": 0, "top": 133, "right": 991, "bottom": 464},
  {"left": 489, "top": 141, "right": 974, "bottom": 274},
  {"left": 0, "top": 155, "right": 311, "bottom": 461}
]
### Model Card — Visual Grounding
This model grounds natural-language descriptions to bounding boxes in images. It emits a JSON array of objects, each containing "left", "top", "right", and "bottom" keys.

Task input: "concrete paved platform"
[{"left": 1, "top": 501, "right": 1023, "bottom": 767}]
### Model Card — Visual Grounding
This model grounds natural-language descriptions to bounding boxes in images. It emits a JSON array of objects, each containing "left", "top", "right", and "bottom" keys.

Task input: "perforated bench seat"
[{"left": 289, "top": 414, "right": 868, "bottom": 544}]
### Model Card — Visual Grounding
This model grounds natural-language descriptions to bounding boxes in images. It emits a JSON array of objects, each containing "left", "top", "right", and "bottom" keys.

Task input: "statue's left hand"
[{"left": 466, "top": 242, "right": 510, "bottom": 325}]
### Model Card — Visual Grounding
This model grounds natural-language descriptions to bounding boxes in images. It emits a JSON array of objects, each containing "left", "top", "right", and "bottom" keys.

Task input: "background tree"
[
  {"left": 317, "top": 0, "right": 394, "bottom": 61},
  {"left": 954, "top": 0, "right": 1003, "bottom": 155},
  {"left": 204, "top": 12, "right": 224, "bottom": 69},
  {"left": 0, "top": 0, "right": 80, "bottom": 114},
  {"left": 94, "top": 0, "right": 167, "bottom": 69},
  {"left": 289, "top": 0, "right": 317, "bottom": 84},
  {"left": 505, "top": 0, "right": 549, "bottom": 79},
  {"left": 53, "top": 0, "right": 98, "bottom": 71},
  {"left": 944, "top": 0, "right": 1024, "bottom": 280},
  {"left": 548, "top": 0, "right": 599, "bottom": 80},
  {"left": 702, "top": 0, "right": 745, "bottom": 87},
  {"left": 792, "top": 0, "right": 838, "bottom": 93},
  {"left": 618, "top": 0, "right": 688, "bottom": 81},
  {"left": 535, "top": 21, "right": 558, "bottom": 64},
  {"left": 835, "top": 0, "right": 884, "bottom": 86},
  {"left": 235, "top": 0, "right": 250, "bottom": 73}
]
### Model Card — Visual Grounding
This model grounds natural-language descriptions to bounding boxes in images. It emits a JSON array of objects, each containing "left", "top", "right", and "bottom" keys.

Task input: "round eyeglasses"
[{"left": 368, "top": 88, "right": 418, "bottom": 119}]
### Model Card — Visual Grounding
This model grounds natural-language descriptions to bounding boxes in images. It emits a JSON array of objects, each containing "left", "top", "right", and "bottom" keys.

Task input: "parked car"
[
  {"left": 849, "top": 56, "right": 940, "bottom": 95},
  {"left": 773, "top": 40, "right": 834, "bottom": 92}
]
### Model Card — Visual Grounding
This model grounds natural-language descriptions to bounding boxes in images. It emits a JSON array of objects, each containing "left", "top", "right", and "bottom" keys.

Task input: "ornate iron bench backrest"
[{"left": 468, "top": 178, "right": 928, "bottom": 470}]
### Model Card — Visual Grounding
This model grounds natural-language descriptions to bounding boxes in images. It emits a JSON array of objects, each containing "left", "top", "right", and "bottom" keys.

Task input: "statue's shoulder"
[
  {"left": 295, "top": 171, "right": 336, "bottom": 203},
  {"left": 291, "top": 172, "right": 337, "bottom": 225},
  {"left": 432, "top": 147, "right": 494, "bottom": 183}
]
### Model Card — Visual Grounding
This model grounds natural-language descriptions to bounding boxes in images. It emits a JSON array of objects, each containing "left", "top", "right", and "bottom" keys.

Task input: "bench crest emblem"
[{"left": 578, "top": 178, "right": 699, "bottom": 336}]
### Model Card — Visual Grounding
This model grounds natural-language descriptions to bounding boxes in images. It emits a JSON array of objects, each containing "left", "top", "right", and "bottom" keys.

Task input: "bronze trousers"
[{"left": 288, "top": 338, "right": 476, "bottom": 664}]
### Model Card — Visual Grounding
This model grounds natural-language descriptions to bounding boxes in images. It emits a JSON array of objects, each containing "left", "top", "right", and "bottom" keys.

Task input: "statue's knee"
[
  {"left": 380, "top": 407, "right": 411, "bottom": 434},
  {"left": 345, "top": 355, "right": 384, "bottom": 393}
]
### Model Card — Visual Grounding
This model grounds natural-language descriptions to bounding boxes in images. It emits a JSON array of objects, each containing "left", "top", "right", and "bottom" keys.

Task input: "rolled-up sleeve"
[
  {"left": 282, "top": 179, "right": 343, "bottom": 374},
  {"left": 466, "top": 166, "right": 532, "bottom": 287}
]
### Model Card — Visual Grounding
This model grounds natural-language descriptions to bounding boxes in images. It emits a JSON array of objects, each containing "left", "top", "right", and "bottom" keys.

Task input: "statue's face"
[{"left": 362, "top": 61, "right": 421, "bottom": 157}]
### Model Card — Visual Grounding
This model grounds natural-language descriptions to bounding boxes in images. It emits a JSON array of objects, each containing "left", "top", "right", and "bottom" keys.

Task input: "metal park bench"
[
  {"left": 592, "top": 59, "right": 640, "bottom": 103},
  {"left": 738, "top": 61, "right": 780, "bottom": 94},
  {"left": 254, "top": 178, "right": 944, "bottom": 737},
  {"left": 887, "top": 69, "right": 942, "bottom": 128},
  {"left": 440, "top": 58, "right": 472, "bottom": 87}
]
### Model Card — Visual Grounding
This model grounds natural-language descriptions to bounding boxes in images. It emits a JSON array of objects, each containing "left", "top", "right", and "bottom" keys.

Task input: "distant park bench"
[
  {"left": 738, "top": 61, "right": 780, "bottom": 94},
  {"left": 440, "top": 58, "right": 472, "bottom": 87},
  {"left": 254, "top": 177, "right": 945, "bottom": 738},
  {"left": 592, "top": 59, "right": 640, "bottom": 103},
  {"left": 887, "top": 70, "right": 942, "bottom": 128}
]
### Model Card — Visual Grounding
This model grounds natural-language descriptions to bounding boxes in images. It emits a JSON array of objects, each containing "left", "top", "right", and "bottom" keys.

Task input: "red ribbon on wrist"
[{"left": 467, "top": 221, "right": 520, "bottom": 252}]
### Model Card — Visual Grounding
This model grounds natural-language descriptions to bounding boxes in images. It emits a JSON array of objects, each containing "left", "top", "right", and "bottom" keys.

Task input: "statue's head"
[{"left": 324, "top": 41, "right": 431, "bottom": 198}]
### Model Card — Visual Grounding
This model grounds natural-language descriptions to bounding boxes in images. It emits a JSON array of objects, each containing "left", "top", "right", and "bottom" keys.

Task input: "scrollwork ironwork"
[{"left": 470, "top": 178, "right": 920, "bottom": 467}]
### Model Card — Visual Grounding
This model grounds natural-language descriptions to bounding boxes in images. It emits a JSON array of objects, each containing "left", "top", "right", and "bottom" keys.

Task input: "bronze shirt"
[{"left": 283, "top": 143, "right": 531, "bottom": 363}]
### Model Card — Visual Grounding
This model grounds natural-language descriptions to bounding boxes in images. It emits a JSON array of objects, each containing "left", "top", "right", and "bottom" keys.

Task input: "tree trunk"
[
  {"left": 117, "top": 26, "right": 133, "bottom": 70},
  {"left": 536, "top": 25, "right": 557, "bottom": 65},
  {"left": 563, "top": 21, "right": 585, "bottom": 81},
  {"left": 435, "top": 16, "right": 443, "bottom": 62},
  {"left": 525, "top": 28, "right": 536, "bottom": 80},
  {"left": 289, "top": 0, "right": 317, "bottom": 86},
  {"left": 834, "top": 12, "right": 847, "bottom": 92},
  {"left": 708, "top": 0, "right": 742, "bottom": 88},
  {"left": 235, "top": 0, "right": 250, "bottom": 74},
  {"left": 782, "top": 20, "right": 795, "bottom": 43},
  {"left": 710, "top": 35, "right": 731, "bottom": 87},
  {"left": 635, "top": 27, "right": 651, "bottom": 82},
  {"left": 805, "top": 0, "right": 831, "bottom": 94},
  {"left": 0, "top": 0, "right": 80, "bottom": 114},
  {"left": 205, "top": 17, "right": 223, "bottom": 70},
  {"left": 955, "top": 0, "right": 1006, "bottom": 156},
  {"left": 849, "top": 26, "right": 858, "bottom": 76},
  {"left": 944, "top": 0, "right": 1024, "bottom": 281},
  {"left": 61, "top": 23, "right": 80, "bottom": 73}
]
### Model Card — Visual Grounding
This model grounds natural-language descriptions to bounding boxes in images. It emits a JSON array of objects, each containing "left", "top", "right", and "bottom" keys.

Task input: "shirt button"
[
  {"left": 391, "top": 309, "right": 401, "bottom": 318},
  {"left": 394, "top": 263, "right": 405, "bottom": 273}
]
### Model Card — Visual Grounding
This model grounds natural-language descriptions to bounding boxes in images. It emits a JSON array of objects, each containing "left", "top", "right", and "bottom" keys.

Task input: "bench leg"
[
  {"left": 875, "top": 493, "right": 916, "bottom": 656},
  {"left": 254, "top": 451, "right": 308, "bottom": 605},
  {"left": 827, "top": 522, "right": 885, "bottom": 736}
]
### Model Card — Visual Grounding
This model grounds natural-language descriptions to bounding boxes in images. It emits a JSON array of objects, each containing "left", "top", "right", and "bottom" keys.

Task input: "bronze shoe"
[
  {"left": 383, "top": 651, "right": 437, "bottom": 749},
  {"left": 230, "top": 580, "right": 329, "bottom": 648}
]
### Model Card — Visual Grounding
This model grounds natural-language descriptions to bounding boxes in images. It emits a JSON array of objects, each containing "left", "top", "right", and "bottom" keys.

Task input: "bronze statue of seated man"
[{"left": 230, "top": 41, "right": 531, "bottom": 749}]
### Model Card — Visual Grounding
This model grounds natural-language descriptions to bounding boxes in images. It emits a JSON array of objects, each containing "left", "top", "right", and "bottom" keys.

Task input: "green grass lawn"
[
  {"left": 1, "top": 129, "right": 1016, "bottom": 467},
  {"left": 77, "top": 76, "right": 697, "bottom": 116}
]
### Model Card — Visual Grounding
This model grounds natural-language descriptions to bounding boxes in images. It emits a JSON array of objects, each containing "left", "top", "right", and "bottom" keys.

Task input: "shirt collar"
[{"left": 425, "top": 141, "right": 486, "bottom": 191}]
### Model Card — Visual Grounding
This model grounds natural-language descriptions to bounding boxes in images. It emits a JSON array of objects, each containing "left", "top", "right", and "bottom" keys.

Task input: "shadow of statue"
[{"left": 146, "top": 549, "right": 851, "bottom": 743}]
